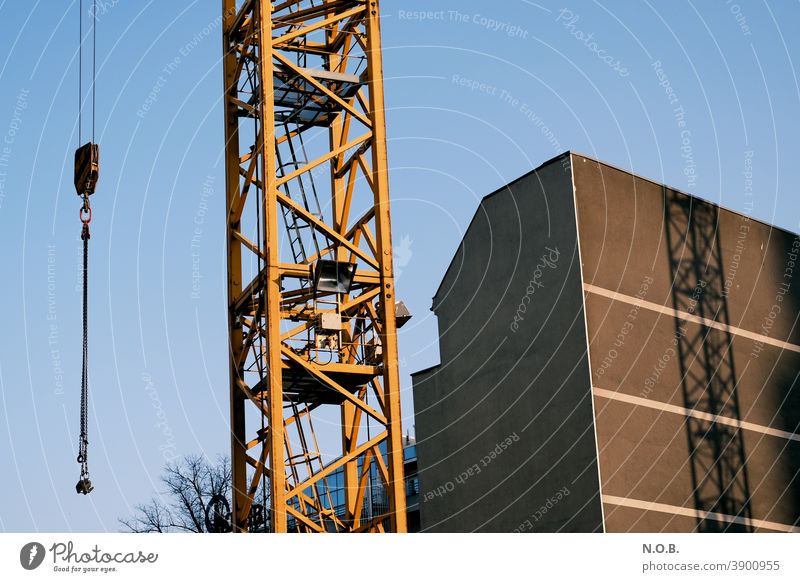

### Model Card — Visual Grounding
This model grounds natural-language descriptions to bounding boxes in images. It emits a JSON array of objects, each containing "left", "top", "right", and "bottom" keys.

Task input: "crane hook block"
[
  {"left": 74, "top": 142, "right": 100, "bottom": 196},
  {"left": 75, "top": 478, "right": 94, "bottom": 495}
]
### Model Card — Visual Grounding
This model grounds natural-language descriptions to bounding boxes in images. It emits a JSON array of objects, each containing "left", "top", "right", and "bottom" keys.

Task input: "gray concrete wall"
[{"left": 413, "top": 154, "right": 604, "bottom": 532}]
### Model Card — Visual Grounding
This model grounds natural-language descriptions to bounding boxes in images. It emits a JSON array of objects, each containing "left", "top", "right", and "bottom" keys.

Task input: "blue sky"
[{"left": 0, "top": 0, "right": 798, "bottom": 532}]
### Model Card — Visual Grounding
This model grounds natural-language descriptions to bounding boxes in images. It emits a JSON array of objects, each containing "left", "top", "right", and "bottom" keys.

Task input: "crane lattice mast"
[{"left": 222, "top": 0, "right": 407, "bottom": 532}]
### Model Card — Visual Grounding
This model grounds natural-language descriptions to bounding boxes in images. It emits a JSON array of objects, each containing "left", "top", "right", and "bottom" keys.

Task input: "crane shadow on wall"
[{"left": 664, "top": 187, "right": 753, "bottom": 532}]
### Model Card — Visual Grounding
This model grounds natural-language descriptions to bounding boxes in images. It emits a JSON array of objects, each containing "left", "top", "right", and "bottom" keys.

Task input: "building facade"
[{"left": 412, "top": 152, "right": 800, "bottom": 532}]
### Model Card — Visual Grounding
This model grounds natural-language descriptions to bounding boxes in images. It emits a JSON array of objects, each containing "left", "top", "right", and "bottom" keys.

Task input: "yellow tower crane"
[{"left": 221, "top": 0, "right": 408, "bottom": 532}]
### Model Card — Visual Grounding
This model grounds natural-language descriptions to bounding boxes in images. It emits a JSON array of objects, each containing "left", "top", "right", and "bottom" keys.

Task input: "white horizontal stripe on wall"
[
  {"left": 593, "top": 387, "right": 800, "bottom": 443},
  {"left": 583, "top": 283, "right": 800, "bottom": 354},
  {"left": 602, "top": 494, "right": 800, "bottom": 533}
]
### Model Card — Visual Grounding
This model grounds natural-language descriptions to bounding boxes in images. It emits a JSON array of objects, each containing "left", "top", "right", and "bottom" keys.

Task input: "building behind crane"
[{"left": 412, "top": 152, "right": 800, "bottom": 533}]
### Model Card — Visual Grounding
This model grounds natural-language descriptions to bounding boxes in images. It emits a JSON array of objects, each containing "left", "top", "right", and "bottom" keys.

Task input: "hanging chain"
[
  {"left": 78, "top": 196, "right": 91, "bottom": 476},
  {"left": 76, "top": 194, "right": 93, "bottom": 495}
]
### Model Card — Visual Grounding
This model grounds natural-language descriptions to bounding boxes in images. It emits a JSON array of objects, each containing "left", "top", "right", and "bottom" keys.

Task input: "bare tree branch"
[{"left": 119, "top": 454, "right": 231, "bottom": 533}]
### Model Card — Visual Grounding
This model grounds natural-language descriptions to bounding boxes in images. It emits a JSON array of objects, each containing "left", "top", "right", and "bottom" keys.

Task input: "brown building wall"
[{"left": 572, "top": 154, "right": 800, "bottom": 532}]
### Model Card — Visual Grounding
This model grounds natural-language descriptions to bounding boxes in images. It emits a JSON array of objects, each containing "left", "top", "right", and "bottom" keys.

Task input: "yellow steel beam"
[
  {"left": 285, "top": 431, "right": 387, "bottom": 500},
  {"left": 280, "top": 347, "right": 387, "bottom": 423},
  {"left": 222, "top": 0, "right": 248, "bottom": 532},
  {"left": 256, "top": 0, "right": 287, "bottom": 533},
  {"left": 271, "top": 4, "right": 365, "bottom": 47},
  {"left": 275, "top": 192, "right": 379, "bottom": 268},
  {"left": 273, "top": 132, "right": 371, "bottom": 189},
  {"left": 273, "top": 52, "right": 372, "bottom": 128},
  {"left": 351, "top": 448, "right": 374, "bottom": 527},
  {"left": 363, "top": 2, "right": 407, "bottom": 530}
]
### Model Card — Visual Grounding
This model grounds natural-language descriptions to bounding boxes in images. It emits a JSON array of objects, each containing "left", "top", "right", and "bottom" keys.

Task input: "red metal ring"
[{"left": 80, "top": 206, "right": 92, "bottom": 224}]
